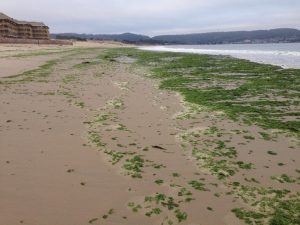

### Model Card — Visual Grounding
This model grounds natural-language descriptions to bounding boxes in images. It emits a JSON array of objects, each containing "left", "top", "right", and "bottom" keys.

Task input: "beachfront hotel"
[{"left": 0, "top": 12, "right": 49, "bottom": 39}]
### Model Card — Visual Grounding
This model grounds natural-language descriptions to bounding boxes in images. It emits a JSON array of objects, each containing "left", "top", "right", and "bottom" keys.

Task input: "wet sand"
[{"left": 0, "top": 43, "right": 299, "bottom": 225}]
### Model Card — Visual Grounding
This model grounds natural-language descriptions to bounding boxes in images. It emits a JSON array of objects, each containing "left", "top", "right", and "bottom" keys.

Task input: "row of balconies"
[
  {"left": 0, "top": 27, "right": 47, "bottom": 33},
  {"left": 0, "top": 25, "right": 47, "bottom": 32},
  {"left": 0, "top": 32, "right": 49, "bottom": 39}
]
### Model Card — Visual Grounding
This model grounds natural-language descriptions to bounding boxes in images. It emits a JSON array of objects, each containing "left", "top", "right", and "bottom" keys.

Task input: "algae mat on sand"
[{"left": 103, "top": 48, "right": 300, "bottom": 225}]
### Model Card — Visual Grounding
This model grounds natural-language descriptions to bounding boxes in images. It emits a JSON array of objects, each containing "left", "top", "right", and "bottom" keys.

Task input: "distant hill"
[
  {"left": 52, "top": 28, "right": 300, "bottom": 45},
  {"left": 153, "top": 28, "right": 300, "bottom": 44}
]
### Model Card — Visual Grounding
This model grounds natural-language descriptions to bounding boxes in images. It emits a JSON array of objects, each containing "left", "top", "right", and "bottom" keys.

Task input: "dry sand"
[
  {"left": 0, "top": 41, "right": 129, "bottom": 78},
  {"left": 0, "top": 43, "right": 299, "bottom": 225}
]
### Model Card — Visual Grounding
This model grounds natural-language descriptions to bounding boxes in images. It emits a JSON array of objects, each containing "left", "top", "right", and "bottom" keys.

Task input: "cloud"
[{"left": 1, "top": 0, "right": 299, "bottom": 35}]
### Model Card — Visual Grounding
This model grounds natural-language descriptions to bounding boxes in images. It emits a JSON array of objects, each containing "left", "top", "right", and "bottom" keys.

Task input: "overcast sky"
[{"left": 1, "top": 0, "right": 300, "bottom": 36}]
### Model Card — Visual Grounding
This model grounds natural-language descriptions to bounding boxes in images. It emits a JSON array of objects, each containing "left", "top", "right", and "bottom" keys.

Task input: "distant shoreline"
[
  {"left": 140, "top": 42, "right": 300, "bottom": 69},
  {"left": 52, "top": 28, "right": 300, "bottom": 45}
]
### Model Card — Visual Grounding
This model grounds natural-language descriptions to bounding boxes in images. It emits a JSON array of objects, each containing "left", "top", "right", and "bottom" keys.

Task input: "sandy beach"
[{"left": 0, "top": 42, "right": 299, "bottom": 225}]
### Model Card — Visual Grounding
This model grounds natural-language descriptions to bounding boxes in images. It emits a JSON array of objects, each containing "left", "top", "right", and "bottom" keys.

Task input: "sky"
[{"left": 1, "top": 0, "right": 300, "bottom": 36}]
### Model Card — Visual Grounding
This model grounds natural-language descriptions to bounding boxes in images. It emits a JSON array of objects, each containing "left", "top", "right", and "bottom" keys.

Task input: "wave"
[{"left": 139, "top": 46, "right": 300, "bottom": 57}]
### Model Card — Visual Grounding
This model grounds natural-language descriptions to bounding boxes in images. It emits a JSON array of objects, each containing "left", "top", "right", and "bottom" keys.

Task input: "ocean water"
[{"left": 140, "top": 43, "right": 300, "bottom": 69}]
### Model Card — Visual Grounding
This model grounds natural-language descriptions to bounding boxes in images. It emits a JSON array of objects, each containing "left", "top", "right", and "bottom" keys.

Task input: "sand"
[
  {"left": 0, "top": 41, "right": 129, "bottom": 78},
  {"left": 0, "top": 42, "right": 298, "bottom": 225}
]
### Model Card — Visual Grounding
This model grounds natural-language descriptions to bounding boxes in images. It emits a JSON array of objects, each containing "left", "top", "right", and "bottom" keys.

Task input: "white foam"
[{"left": 140, "top": 46, "right": 300, "bottom": 57}]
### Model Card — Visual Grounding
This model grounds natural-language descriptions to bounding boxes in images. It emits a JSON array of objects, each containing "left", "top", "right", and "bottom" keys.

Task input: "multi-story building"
[{"left": 0, "top": 12, "right": 49, "bottom": 39}]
